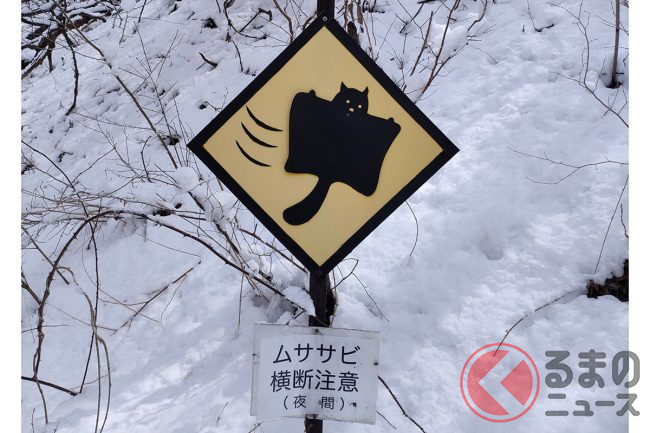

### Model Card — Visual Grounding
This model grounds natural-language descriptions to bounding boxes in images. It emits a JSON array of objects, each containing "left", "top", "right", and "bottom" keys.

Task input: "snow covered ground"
[{"left": 21, "top": 1, "right": 631, "bottom": 432}]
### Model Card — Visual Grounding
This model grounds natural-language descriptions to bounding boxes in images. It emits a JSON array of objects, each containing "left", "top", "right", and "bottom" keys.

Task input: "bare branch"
[
  {"left": 21, "top": 376, "right": 79, "bottom": 397},
  {"left": 507, "top": 147, "right": 627, "bottom": 184},
  {"left": 594, "top": 175, "right": 628, "bottom": 273},
  {"left": 378, "top": 376, "right": 427, "bottom": 433}
]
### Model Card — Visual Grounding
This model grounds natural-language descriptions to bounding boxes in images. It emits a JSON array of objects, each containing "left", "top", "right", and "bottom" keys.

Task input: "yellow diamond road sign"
[{"left": 188, "top": 15, "right": 459, "bottom": 274}]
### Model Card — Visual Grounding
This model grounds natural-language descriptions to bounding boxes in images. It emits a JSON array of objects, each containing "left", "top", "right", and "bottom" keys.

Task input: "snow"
[
  {"left": 281, "top": 286, "right": 315, "bottom": 316},
  {"left": 21, "top": 1, "right": 630, "bottom": 433},
  {"left": 172, "top": 166, "right": 200, "bottom": 192}
]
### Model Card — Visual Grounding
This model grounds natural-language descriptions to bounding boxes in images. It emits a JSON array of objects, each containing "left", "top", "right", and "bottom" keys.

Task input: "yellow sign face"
[{"left": 189, "top": 17, "right": 458, "bottom": 274}]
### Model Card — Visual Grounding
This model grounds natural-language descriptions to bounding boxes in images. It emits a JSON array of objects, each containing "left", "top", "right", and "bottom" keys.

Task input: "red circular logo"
[{"left": 460, "top": 343, "right": 540, "bottom": 422}]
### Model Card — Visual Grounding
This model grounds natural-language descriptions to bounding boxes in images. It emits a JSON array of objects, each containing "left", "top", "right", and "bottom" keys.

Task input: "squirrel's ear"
[
  {"left": 363, "top": 87, "right": 369, "bottom": 94},
  {"left": 340, "top": 82, "right": 347, "bottom": 91}
]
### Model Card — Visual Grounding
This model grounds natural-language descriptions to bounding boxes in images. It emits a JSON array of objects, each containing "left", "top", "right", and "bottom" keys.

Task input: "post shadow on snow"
[{"left": 282, "top": 83, "right": 401, "bottom": 225}]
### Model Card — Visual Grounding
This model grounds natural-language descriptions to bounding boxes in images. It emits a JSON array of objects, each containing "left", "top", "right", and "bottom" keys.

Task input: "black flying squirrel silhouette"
[{"left": 283, "top": 83, "right": 401, "bottom": 226}]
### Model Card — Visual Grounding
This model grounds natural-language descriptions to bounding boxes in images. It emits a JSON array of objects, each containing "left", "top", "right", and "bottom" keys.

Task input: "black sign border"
[{"left": 188, "top": 14, "right": 459, "bottom": 275}]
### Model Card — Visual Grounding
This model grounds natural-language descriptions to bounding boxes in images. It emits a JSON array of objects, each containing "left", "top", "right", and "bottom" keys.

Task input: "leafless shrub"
[
  {"left": 21, "top": 0, "right": 120, "bottom": 78},
  {"left": 380, "top": 0, "right": 491, "bottom": 100},
  {"left": 21, "top": 4, "right": 314, "bottom": 428},
  {"left": 552, "top": 0, "right": 628, "bottom": 126}
]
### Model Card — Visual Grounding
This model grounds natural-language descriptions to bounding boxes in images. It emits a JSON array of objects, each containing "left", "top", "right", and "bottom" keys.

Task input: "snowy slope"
[{"left": 21, "top": 1, "right": 630, "bottom": 432}]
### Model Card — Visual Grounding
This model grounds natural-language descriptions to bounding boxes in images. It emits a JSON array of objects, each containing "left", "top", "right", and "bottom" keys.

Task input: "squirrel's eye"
[
  {"left": 357, "top": 105, "right": 362, "bottom": 109},
  {"left": 345, "top": 99, "right": 350, "bottom": 103}
]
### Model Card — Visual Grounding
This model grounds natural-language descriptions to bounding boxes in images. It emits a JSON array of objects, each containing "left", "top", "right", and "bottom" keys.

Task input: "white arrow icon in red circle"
[{"left": 461, "top": 343, "right": 540, "bottom": 422}]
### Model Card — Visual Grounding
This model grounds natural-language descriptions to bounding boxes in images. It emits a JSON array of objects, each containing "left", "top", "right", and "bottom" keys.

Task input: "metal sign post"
[
  {"left": 308, "top": 272, "right": 331, "bottom": 328},
  {"left": 306, "top": 272, "right": 331, "bottom": 432},
  {"left": 305, "top": 3, "right": 335, "bottom": 432},
  {"left": 317, "top": 0, "right": 335, "bottom": 19}
]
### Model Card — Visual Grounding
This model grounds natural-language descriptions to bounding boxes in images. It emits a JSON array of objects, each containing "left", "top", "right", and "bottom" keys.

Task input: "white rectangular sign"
[{"left": 251, "top": 323, "right": 380, "bottom": 424}]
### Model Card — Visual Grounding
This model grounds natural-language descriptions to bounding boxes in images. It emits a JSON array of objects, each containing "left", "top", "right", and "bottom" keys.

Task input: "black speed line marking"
[{"left": 236, "top": 140, "right": 271, "bottom": 167}]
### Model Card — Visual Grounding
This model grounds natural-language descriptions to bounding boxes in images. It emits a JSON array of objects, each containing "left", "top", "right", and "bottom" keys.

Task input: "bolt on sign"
[
  {"left": 251, "top": 324, "right": 380, "bottom": 423},
  {"left": 187, "top": 14, "right": 459, "bottom": 274}
]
